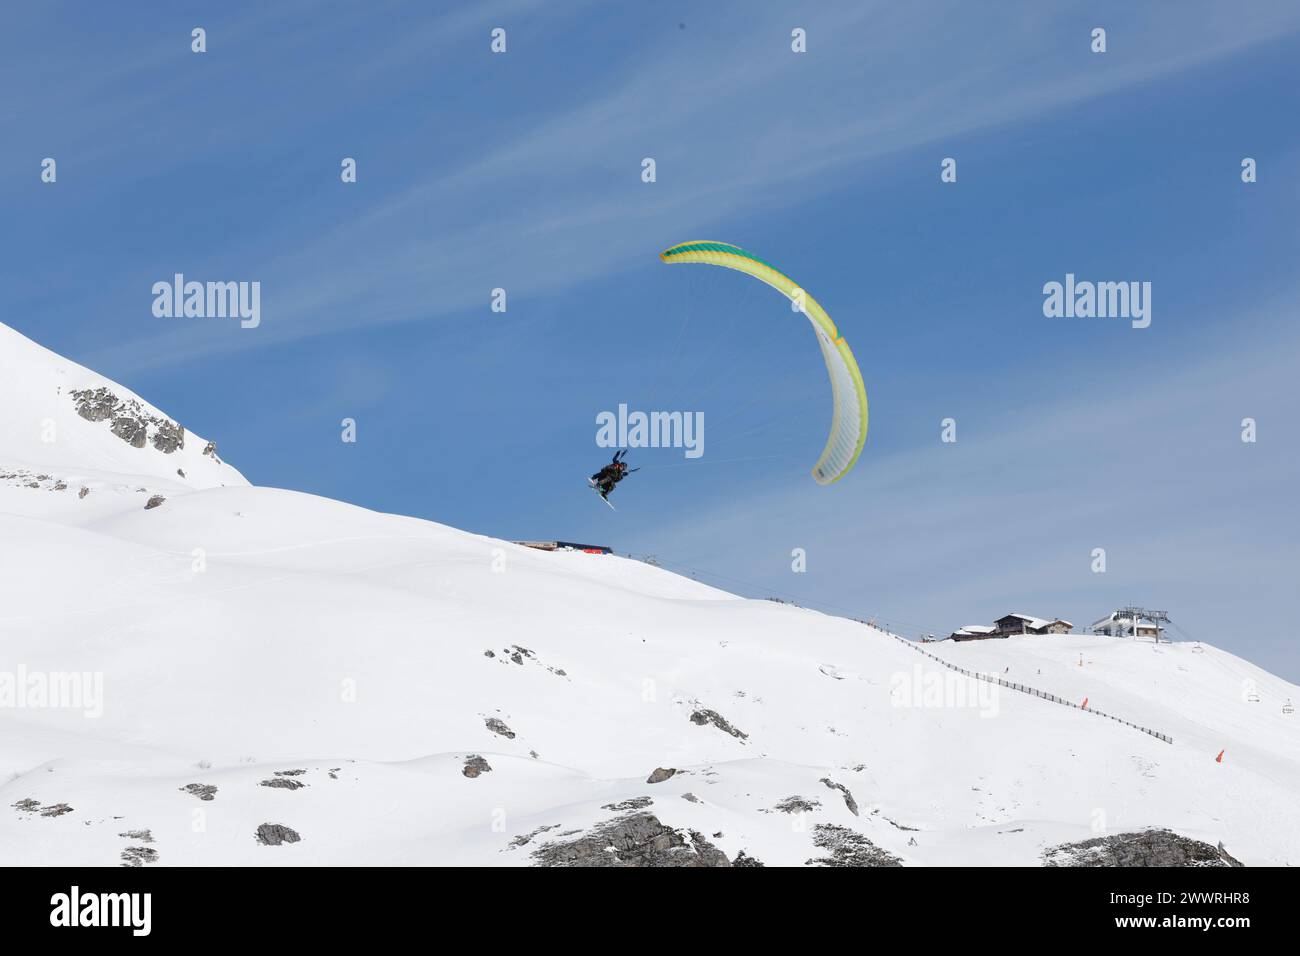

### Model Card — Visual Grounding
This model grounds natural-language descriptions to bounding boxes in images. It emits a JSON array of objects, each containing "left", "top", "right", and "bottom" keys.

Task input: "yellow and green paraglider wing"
[{"left": 659, "top": 241, "right": 868, "bottom": 485}]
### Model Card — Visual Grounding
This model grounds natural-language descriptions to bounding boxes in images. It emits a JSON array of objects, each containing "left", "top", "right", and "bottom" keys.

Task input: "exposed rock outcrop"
[
  {"left": 773, "top": 795, "right": 820, "bottom": 814},
  {"left": 806, "top": 824, "right": 903, "bottom": 867},
  {"left": 530, "top": 813, "right": 731, "bottom": 867},
  {"left": 118, "top": 827, "right": 157, "bottom": 867},
  {"left": 1042, "top": 829, "right": 1244, "bottom": 867},
  {"left": 820, "top": 777, "right": 860, "bottom": 816},
  {"left": 508, "top": 823, "right": 560, "bottom": 848},
  {"left": 71, "top": 386, "right": 186, "bottom": 454},
  {"left": 70, "top": 386, "right": 119, "bottom": 422},
  {"left": 152, "top": 420, "right": 185, "bottom": 453},
  {"left": 603, "top": 796, "right": 653, "bottom": 811},
  {"left": 689, "top": 708, "right": 748, "bottom": 740},
  {"left": 120, "top": 846, "right": 159, "bottom": 867}
]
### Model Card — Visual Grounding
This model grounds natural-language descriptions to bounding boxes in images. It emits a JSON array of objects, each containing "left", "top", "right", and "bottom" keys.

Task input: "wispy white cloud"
[{"left": 74, "top": 1, "right": 1300, "bottom": 376}]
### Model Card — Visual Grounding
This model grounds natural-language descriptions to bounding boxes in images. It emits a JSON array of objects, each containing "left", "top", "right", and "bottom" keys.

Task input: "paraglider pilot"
[{"left": 590, "top": 449, "right": 637, "bottom": 500}]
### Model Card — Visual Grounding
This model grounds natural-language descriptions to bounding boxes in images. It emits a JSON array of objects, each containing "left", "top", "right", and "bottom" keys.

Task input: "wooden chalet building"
[{"left": 991, "top": 613, "right": 1074, "bottom": 637}]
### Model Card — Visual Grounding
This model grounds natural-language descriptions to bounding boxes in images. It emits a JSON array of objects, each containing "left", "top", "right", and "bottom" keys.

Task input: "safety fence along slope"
[{"left": 879, "top": 631, "right": 1174, "bottom": 745}]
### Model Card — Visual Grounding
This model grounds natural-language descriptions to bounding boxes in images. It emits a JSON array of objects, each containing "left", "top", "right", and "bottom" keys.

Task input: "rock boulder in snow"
[
  {"left": 255, "top": 823, "right": 302, "bottom": 846},
  {"left": 462, "top": 755, "right": 492, "bottom": 778}
]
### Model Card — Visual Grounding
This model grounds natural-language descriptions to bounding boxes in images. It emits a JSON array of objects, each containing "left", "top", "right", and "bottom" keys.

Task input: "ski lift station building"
[{"left": 1090, "top": 608, "right": 1167, "bottom": 639}]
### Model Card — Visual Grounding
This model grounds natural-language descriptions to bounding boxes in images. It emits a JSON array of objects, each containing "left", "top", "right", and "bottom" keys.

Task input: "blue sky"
[{"left": 5, "top": 2, "right": 1300, "bottom": 678}]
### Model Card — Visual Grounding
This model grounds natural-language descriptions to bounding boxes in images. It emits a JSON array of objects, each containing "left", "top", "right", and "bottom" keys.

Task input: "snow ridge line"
[{"left": 879, "top": 631, "right": 1175, "bottom": 745}]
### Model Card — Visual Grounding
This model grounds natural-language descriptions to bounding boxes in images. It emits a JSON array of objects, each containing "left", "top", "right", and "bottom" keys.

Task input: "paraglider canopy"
[{"left": 659, "top": 241, "right": 868, "bottom": 485}]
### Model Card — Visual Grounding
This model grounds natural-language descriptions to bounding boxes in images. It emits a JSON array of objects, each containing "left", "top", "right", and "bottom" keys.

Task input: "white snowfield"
[{"left": 1, "top": 321, "right": 1298, "bottom": 867}]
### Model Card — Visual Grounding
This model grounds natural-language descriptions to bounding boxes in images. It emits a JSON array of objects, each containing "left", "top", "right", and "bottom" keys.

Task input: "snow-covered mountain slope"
[
  {"left": 0, "top": 322, "right": 246, "bottom": 501},
  {"left": 1, "top": 321, "right": 1298, "bottom": 867}
]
